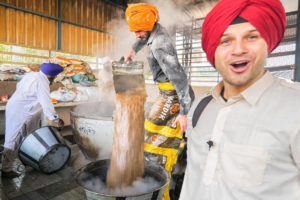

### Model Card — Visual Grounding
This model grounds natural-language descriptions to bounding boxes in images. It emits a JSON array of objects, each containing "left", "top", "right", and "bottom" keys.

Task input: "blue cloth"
[{"left": 40, "top": 63, "right": 64, "bottom": 76}]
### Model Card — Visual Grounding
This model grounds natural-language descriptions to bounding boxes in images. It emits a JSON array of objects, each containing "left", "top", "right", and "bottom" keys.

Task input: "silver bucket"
[
  {"left": 18, "top": 126, "right": 71, "bottom": 174},
  {"left": 76, "top": 159, "right": 169, "bottom": 200},
  {"left": 112, "top": 60, "right": 145, "bottom": 93}
]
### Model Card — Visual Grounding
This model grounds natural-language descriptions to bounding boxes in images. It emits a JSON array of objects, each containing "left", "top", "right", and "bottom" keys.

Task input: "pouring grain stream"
[{"left": 107, "top": 61, "right": 147, "bottom": 188}]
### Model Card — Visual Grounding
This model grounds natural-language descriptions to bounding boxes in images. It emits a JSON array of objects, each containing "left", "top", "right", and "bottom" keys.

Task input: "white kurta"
[{"left": 4, "top": 72, "right": 58, "bottom": 150}]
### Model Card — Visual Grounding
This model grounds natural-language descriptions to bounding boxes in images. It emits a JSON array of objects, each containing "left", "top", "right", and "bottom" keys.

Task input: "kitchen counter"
[{"left": 0, "top": 101, "right": 86, "bottom": 111}]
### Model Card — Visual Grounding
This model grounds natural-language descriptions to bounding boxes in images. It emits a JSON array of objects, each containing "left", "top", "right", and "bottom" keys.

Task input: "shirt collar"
[
  {"left": 147, "top": 23, "right": 160, "bottom": 45},
  {"left": 241, "top": 71, "right": 274, "bottom": 105},
  {"left": 212, "top": 71, "right": 275, "bottom": 106},
  {"left": 212, "top": 81, "right": 226, "bottom": 103}
]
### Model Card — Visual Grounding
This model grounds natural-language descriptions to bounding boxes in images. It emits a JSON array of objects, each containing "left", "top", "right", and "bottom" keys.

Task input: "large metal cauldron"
[
  {"left": 19, "top": 126, "right": 71, "bottom": 174},
  {"left": 70, "top": 102, "right": 115, "bottom": 160},
  {"left": 76, "top": 159, "right": 169, "bottom": 200}
]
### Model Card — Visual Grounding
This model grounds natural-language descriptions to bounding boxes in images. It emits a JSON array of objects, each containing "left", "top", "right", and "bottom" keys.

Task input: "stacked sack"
[
  {"left": 49, "top": 56, "right": 96, "bottom": 87},
  {"left": 48, "top": 57, "right": 97, "bottom": 103},
  {"left": 0, "top": 64, "right": 31, "bottom": 81}
]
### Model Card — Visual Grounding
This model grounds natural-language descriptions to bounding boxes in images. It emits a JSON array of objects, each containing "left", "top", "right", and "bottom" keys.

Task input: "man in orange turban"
[
  {"left": 125, "top": 3, "right": 194, "bottom": 200},
  {"left": 180, "top": 0, "right": 300, "bottom": 200}
]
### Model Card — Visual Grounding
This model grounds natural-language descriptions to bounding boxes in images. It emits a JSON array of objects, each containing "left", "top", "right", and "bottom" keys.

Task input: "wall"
[
  {"left": 0, "top": 0, "right": 123, "bottom": 56},
  {"left": 0, "top": 0, "right": 57, "bottom": 50},
  {"left": 60, "top": 0, "right": 122, "bottom": 56},
  {"left": 281, "top": 0, "right": 298, "bottom": 12}
]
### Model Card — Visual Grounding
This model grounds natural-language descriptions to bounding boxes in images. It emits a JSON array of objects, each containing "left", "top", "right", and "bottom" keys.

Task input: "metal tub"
[
  {"left": 76, "top": 159, "right": 169, "bottom": 200},
  {"left": 70, "top": 102, "right": 115, "bottom": 160}
]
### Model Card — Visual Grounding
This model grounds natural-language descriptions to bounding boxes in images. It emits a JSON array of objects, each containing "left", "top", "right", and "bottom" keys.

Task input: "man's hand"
[
  {"left": 52, "top": 118, "right": 64, "bottom": 130},
  {"left": 124, "top": 49, "right": 136, "bottom": 63},
  {"left": 172, "top": 114, "right": 188, "bottom": 133}
]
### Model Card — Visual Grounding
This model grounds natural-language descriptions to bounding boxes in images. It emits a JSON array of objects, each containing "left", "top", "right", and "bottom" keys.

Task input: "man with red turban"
[
  {"left": 2, "top": 63, "right": 64, "bottom": 178},
  {"left": 180, "top": 0, "right": 300, "bottom": 199},
  {"left": 125, "top": 3, "right": 194, "bottom": 200}
]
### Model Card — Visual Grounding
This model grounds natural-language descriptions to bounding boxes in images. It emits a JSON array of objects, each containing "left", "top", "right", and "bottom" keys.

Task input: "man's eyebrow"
[
  {"left": 248, "top": 29, "right": 258, "bottom": 33},
  {"left": 221, "top": 29, "right": 258, "bottom": 37},
  {"left": 221, "top": 33, "right": 229, "bottom": 37}
]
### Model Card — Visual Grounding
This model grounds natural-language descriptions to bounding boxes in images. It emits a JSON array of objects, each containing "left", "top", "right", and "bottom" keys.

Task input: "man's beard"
[
  {"left": 139, "top": 32, "right": 150, "bottom": 43},
  {"left": 48, "top": 77, "right": 55, "bottom": 85},
  {"left": 137, "top": 38, "right": 148, "bottom": 47}
]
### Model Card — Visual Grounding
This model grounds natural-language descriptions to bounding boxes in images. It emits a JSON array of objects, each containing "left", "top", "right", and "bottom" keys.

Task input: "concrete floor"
[
  {"left": 0, "top": 126, "right": 91, "bottom": 200},
  {"left": 0, "top": 126, "right": 185, "bottom": 200}
]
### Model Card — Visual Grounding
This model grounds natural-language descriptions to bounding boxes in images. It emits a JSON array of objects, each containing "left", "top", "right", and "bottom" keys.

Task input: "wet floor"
[
  {"left": 0, "top": 127, "right": 185, "bottom": 200},
  {"left": 0, "top": 127, "right": 90, "bottom": 200}
]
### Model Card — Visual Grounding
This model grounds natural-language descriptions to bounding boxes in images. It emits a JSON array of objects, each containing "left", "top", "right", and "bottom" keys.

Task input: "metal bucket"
[
  {"left": 70, "top": 102, "right": 115, "bottom": 160},
  {"left": 76, "top": 159, "right": 169, "bottom": 200},
  {"left": 18, "top": 126, "right": 71, "bottom": 174},
  {"left": 112, "top": 61, "right": 145, "bottom": 93}
]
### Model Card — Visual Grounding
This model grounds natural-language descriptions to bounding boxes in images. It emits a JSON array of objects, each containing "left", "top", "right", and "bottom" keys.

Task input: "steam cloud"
[{"left": 107, "top": 0, "right": 194, "bottom": 64}]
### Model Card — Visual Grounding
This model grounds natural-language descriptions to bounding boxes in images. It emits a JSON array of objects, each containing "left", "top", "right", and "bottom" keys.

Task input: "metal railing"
[{"left": 0, "top": 43, "right": 101, "bottom": 69}]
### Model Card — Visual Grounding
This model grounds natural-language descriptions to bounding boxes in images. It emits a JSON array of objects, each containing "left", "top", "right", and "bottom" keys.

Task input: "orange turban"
[{"left": 125, "top": 3, "right": 159, "bottom": 32}]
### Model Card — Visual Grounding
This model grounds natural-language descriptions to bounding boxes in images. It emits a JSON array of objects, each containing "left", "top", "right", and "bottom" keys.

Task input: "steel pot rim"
[
  {"left": 70, "top": 111, "right": 113, "bottom": 121},
  {"left": 76, "top": 159, "right": 169, "bottom": 198}
]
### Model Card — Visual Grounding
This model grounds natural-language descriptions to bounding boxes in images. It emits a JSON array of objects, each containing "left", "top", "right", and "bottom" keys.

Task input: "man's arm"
[
  {"left": 173, "top": 114, "right": 188, "bottom": 133},
  {"left": 152, "top": 36, "right": 191, "bottom": 132},
  {"left": 124, "top": 49, "right": 136, "bottom": 63},
  {"left": 124, "top": 39, "right": 147, "bottom": 63},
  {"left": 290, "top": 128, "right": 300, "bottom": 170},
  {"left": 36, "top": 81, "right": 58, "bottom": 121},
  {"left": 152, "top": 36, "right": 192, "bottom": 116}
]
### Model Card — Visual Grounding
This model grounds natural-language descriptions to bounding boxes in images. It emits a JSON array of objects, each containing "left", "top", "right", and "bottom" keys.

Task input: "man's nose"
[
  {"left": 135, "top": 33, "right": 141, "bottom": 38},
  {"left": 232, "top": 40, "right": 247, "bottom": 55}
]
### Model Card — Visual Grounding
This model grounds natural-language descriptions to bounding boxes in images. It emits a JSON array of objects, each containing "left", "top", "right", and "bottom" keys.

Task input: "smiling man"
[
  {"left": 180, "top": 0, "right": 300, "bottom": 200},
  {"left": 214, "top": 19, "right": 268, "bottom": 97}
]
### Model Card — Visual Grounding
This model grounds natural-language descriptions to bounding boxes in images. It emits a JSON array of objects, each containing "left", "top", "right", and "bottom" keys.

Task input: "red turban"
[
  {"left": 202, "top": 0, "right": 286, "bottom": 66},
  {"left": 126, "top": 3, "right": 159, "bottom": 32}
]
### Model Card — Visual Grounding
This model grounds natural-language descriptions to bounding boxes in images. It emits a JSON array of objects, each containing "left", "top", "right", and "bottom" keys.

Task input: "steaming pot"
[
  {"left": 70, "top": 102, "right": 115, "bottom": 160},
  {"left": 76, "top": 159, "right": 169, "bottom": 200},
  {"left": 71, "top": 101, "right": 155, "bottom": 161},
  {"left": 18, "top": 126, "right": 71, "bottom": 174}
]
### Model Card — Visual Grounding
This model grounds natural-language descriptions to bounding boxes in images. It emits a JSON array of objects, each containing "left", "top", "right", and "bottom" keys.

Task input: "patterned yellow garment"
[{"left": 144, "top": 82, "right": 184, "bottom": 200}]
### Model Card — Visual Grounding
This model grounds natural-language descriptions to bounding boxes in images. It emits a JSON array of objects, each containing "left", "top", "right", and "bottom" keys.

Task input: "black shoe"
[{"left": 1, "top": 170, "right": 21, "bottom": 178}]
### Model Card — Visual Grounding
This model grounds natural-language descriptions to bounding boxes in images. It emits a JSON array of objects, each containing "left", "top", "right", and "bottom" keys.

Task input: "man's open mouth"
[
  {"left": 229, "top": 60, "right": 250, "bottom": 73},
  {"left": 231, "top": 61, "right": 249, "bottom": 68}
]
